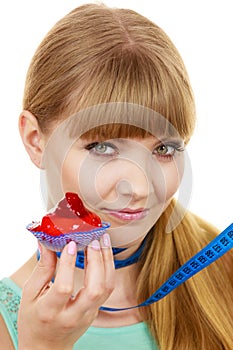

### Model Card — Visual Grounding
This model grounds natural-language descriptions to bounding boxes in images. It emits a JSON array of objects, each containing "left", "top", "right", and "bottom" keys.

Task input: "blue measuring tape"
[{"left": 100, "top": 223, "right": 233, "bottom": 312}]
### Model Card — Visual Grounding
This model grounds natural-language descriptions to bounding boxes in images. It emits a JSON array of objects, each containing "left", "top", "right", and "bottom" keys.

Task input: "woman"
[{"left": 0, "top": 3, "right": 232, "bottom": 349}]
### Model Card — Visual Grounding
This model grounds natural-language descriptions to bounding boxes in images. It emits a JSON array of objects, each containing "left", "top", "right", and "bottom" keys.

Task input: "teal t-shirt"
[
  {"left": 0, "top": 278, "right": 158, "bottom": 349},
  {"left": 76, "top": 321, "right": 157, "bottom": 349}
]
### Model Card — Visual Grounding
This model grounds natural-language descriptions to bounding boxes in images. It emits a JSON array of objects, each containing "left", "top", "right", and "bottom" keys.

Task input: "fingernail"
[
  {"left": 91, "top": 240, "right": 100, "bottom": 250},
  {"left": 67, "top": 241, "right": 77, "bottom": 255},
  {"left": 103, "top": 233, "right": 111, "bottom": 247}
]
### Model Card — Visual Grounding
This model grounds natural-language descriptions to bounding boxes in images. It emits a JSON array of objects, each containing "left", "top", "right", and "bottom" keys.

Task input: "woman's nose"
[{"left": 115, "top": 158, "right": 153, "bottom": 203}]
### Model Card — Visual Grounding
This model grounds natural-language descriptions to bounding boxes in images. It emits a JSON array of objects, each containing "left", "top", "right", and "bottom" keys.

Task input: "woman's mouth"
[{"left": 102, "top": 208, "right": 149, "bottom": 221}]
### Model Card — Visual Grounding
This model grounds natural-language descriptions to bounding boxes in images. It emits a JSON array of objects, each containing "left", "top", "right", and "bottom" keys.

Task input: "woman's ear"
[{"left": 18, "top": 110, "right": 45, "bottom": 169}]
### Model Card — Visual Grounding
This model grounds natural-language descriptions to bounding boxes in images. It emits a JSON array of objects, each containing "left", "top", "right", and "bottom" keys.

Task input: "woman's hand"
[{"left": 18, "top": 234, "right": 115, "bottom": 350}]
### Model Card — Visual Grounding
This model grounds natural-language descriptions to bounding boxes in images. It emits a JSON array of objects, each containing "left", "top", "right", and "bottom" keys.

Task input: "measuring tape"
[{"left": 100, "top": 223, "right": 233, "bottom": 311}]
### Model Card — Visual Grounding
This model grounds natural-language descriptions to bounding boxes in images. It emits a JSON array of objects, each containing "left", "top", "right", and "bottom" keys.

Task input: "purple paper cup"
[{"left": 26, "top": 222, "right": 110, "bottom": 252}]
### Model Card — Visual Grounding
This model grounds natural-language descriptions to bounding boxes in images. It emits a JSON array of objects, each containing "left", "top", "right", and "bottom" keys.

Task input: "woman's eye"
[
  {"left": 156, "top": 144, "right": 174, "bottom": 155},
  {"left": 153, "top": 143, "right": 184, "bottom": 159},
  {"left": 85, "top": 142, "right": 118, "bottom": 156}
]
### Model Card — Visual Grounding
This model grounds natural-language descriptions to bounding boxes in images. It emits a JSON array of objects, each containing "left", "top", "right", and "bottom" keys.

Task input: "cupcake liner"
[{"left": 27, "top": 222, "right": 110, "bottom": 252}]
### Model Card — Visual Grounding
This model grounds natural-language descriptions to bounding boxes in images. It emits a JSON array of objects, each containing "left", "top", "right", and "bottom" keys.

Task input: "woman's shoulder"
[{"left": 0, "top": 314, "right": 15, "bottom": 350}]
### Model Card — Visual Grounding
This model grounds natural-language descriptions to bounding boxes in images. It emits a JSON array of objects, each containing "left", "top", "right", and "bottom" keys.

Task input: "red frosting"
[{"left": 30, "top": 192, "right": 102, "bottom": 236}]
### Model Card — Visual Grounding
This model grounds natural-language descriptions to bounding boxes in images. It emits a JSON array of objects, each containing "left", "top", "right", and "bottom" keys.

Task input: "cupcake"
[{"left": 27, "top": 192, "right": 110, "bottom": 252}]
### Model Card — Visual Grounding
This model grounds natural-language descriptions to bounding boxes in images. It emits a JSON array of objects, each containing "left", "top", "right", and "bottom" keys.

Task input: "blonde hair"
[
  {"left": 23, "top": 3, "right": 195, "bottom": 140},
  {"left": 22, "top": 3, "right": 233, "bottom": 349}
]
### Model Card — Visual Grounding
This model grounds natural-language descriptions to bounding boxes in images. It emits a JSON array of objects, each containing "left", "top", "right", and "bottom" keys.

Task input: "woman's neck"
[{"left": 74, "top": 260, "right": 143, "bottom": 327}]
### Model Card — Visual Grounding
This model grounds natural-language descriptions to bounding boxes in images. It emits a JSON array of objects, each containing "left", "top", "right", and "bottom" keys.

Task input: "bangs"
[
  {"left": 64, "top": 102, "right": 183, "bottom": 144},
  {"left": 80, "top": 124, "right": 151, "bottom": 141}
]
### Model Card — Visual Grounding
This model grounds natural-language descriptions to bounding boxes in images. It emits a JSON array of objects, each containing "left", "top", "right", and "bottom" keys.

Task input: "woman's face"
[{"left": 58, "top": 134, "right": 185, "bottom": 247}]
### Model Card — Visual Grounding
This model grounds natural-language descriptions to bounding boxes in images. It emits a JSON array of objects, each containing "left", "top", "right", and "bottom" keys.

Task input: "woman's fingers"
[
  {"left": 18, "top": 235, "right": 115, "bottom": 350},
  {"left": 24, "top": 234, "right": 115, "bottom": 318},
  {"left": 76, "top": 234, "right": 115, "bottom": 313},
  {"left": 100, "top": 233, "right": 115, "bottom": 295},
  {"left": 45, "top": 241, "right": 77, "bottom": 309},
  {"left": 84, "top": 240, "right": 106, "bottom": 299},
  {"left": 23, "top": 243, "right": 57, "bottom": 300}
]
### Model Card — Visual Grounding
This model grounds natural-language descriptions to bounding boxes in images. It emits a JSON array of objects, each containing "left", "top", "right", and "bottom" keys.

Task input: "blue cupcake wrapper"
[{"left": 27, "top": 222, "right": 110, "bottom": 252}]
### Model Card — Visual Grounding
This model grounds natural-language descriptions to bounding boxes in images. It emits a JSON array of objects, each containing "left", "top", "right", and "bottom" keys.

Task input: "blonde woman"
[{"left": 0, "top": 3, "right": 232, "bottom": 350}]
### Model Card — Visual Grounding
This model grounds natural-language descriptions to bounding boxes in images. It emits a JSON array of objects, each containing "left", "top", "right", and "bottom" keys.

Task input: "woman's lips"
[{"left": 102, "top": 208, "right": 149, "bottom": 221}]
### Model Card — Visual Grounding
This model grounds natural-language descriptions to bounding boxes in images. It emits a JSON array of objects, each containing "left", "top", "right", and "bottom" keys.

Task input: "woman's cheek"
[
  {"left": 168, "top": 160, "right": 183, "bottom": 198},
  {"left": 155, "top": 160, "right": 183, "bottom": 202},
  {"left": 92, "top": 162, "right": 121, "bottom": 203},
  {"left": 62, "top": 153, "right": 120, "bottom": 207}
]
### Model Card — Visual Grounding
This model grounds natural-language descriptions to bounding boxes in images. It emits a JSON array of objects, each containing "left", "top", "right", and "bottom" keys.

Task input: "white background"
[{"left": 0, "top": 0, "right": 232, "bottom": 277}]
